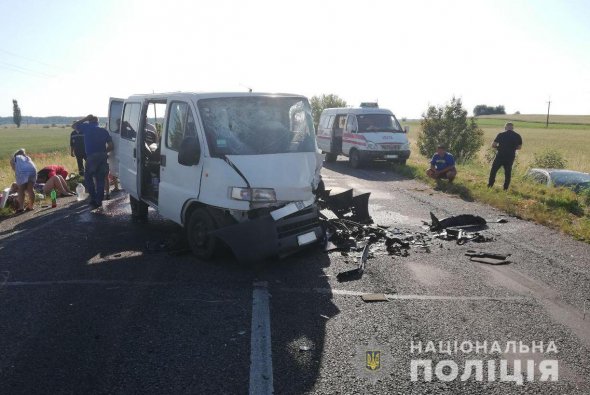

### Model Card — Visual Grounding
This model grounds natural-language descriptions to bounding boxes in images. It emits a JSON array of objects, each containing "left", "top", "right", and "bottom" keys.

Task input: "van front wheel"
[
  {"left": 186, "top": 208, "right": 217, "bottom": 260},
  {"left": 349, "top": 150, "right": 363, "bottom": 169}
]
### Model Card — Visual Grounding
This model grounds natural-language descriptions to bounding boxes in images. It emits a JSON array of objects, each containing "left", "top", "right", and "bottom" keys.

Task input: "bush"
[
  {"left": 532, "top": 149, "right": 567, "bottom": 169},
  {"left": 418, "top": 97, "right": 484, "bottom": 163}
]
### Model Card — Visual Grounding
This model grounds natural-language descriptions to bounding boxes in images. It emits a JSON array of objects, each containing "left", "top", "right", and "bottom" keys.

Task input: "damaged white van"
[
  {"left": 316, "top": 105, "right": 410, "bottom": 168},
  {"left": 107, "top": 92, "right": 324, "bottom": 262}
]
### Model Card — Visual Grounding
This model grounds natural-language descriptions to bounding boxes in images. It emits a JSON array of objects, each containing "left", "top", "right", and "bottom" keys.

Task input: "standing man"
[
  {"left": 427, "top": 144, "right": 457, "bottom": 183},
  {"left": 488, "top": 122, "right": 522, "bottom": 190},
  {"left": 70, "top": 127, "right": 86, "bottom": 175},
  {"left": 72, "top": 115, "right": 113, "bottom": 210}
]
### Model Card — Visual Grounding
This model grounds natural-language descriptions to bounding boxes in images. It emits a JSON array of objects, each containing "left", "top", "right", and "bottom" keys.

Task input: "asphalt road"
[{"left": 1, "top": 159, "right": 589, "bottom": 394}]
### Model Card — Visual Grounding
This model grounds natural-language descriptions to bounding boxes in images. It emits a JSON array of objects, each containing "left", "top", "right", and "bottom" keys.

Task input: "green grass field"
[{"left": 1, "top": 126, "right": 78, "bottom": 188}]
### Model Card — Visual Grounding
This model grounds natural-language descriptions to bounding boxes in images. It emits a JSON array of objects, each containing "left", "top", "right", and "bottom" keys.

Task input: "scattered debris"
[
  {"left": 299, "top": 344, "right": 313, "bottom": 352},
  {"left": 336, "top": 242, "right": 370, "bottom": 282},
  {"left": 430, "top": 212, "right": 487, "bottom": 231},
  {"left": 361, "top": 293, "right": 388, "bottom": 303},
  {"left": 466, "top": 250, "right": 511, "bottom": 265}
]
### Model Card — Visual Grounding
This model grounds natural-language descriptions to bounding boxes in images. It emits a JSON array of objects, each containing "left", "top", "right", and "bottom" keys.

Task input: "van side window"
[
  {"left": 121, "top": 102, "right": 141, "bottom": 141},
  {"left": 167, "top": 102, "right": 200, "bottom": 151},
  {"left": 327, "top": 115, "right": 335, "bottom": 129},
  {"left": 346, "top": 115, "right": 358, "bottom": 133},
  {"left": 109, "top": 101, "right": 123, "bottom": 133}
]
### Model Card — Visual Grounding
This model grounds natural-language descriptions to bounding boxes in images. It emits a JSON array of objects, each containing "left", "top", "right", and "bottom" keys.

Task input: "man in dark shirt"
[
  {"left": 72, "top": 115, "right": 114, "bottom": 210},
  {"left": 70, "top": 128, "right": 86, "bottom": 175},
  {"left": 488, "top": 122, "right": 522, "bottom": 190}
]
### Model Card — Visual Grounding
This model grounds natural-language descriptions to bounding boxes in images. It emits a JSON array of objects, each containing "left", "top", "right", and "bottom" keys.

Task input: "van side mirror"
[
  {"left": 403, "top": 125, "right": 410, "bottom": 133},
  {"left": 178, "top": 137, "right": 201, "bottom": 166}
]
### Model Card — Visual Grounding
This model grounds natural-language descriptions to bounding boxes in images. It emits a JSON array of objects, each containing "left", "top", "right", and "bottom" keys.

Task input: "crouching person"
[{"left": 427, "top": 145, "right": 457, "bottom": 183}]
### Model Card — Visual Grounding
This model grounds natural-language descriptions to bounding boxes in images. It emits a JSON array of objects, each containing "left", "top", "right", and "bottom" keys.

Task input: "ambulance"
[{"left": 315, "top": 104, "right": 410, "bottom": 168}]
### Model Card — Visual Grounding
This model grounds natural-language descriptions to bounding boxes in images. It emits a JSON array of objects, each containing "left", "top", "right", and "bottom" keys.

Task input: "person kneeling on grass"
[{"left": 426, "top": 144, "right": 457, "bottom": 183}]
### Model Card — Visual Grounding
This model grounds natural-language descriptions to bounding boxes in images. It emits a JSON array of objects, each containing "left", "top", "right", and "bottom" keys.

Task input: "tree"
[
  {"left": 13, "top": 99, "right": 22, "bottom": 128},
  {"left": 310, "top": 94, "right": 347, "bottom": 129},
  {"left": 473, "top": 104, "right": 506, "bottom": 116},
  {"left": 418, "top": 97, "right": 484, "bottom": 163}
]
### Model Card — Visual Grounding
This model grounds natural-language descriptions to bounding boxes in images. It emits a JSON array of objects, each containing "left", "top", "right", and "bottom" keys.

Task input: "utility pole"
[{"left": 545, "top": 98, "right": 551, "bottom": 128}]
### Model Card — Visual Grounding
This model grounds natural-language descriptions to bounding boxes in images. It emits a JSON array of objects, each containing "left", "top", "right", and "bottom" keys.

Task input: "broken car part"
[{"left": 429, "top": 212, "right": 487, "bottom": 232}]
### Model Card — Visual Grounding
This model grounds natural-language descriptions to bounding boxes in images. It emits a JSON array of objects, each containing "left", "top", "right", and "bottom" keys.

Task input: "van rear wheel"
[
  {"left": 349, "top": 150, "right": 363, "bottom": 169},
  {"left": 186, "top": 208, "right": 217, "bottom": 260},
  {"left": 325, "top": 152, "right": 337, "bottom": 162}
]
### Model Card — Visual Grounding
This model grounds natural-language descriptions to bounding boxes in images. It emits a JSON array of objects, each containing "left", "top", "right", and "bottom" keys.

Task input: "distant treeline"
[{"left": 0, "top": 116, "right": 98, "bottom": 125}]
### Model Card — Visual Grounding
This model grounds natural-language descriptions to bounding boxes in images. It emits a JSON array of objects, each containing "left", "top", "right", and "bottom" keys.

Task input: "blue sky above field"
[{"left": 0, "top": 0, "right": 588, "bottom": 118}]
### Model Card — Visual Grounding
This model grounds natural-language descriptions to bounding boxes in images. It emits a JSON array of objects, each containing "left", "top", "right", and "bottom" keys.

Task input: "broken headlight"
[{"left": 230, "top": 187, "right": 277, "bottom": 202}]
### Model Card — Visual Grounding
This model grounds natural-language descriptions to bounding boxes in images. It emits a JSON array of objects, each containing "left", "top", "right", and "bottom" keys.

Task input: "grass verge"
[{"left": 395, "top": 157, "right": 590, "bottom": 242}]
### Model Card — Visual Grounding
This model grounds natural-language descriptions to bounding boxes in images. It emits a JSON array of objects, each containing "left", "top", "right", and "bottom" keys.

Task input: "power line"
[
  {"left": 0, "top": 48, "right": 62, "bottom": 70},
  {"left": 0, "top": 61, "right": 56, "bottom": 78}
]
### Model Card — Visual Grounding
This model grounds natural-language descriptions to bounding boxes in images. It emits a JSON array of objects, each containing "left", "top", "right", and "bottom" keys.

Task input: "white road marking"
[
  {"left": 249, "top": 281, "right": 274, "bottom": 395},
  {"left": 280, "top": 287, "right": 529, "bottom": 301}
]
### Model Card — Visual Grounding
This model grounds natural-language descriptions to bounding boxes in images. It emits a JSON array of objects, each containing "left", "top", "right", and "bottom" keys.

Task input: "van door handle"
[
  {"left": 160, "top": 155, "right": 166, "bottom": 167},
  {"left": 133, "top": 148, "right": 136, "bottom": 158}
]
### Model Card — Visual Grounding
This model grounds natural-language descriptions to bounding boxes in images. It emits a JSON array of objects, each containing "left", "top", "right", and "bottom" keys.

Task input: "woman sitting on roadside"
[{"left": 36, "top": 169, "right": 75, "bottom": 197}]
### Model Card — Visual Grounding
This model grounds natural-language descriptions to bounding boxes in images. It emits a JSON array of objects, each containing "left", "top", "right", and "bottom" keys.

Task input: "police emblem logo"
[
  {"left": 354, "top": 338, "right": 391, "bottom": 384},
  {"left": 366, "top": 351, "right": 381, "bottom": 371}
]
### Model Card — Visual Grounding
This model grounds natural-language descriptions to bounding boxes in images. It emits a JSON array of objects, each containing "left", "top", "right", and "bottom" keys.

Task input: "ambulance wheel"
[
  {"left": 130, "top": 196, "right": 148, "bottom": 222},
  {"left": 325, "top": 152, "right": 337, "bottom": 162},
  {"left": 349, "top": 149, "right": 363, "bottom": 169},
  {"left": 186, "top": 208, "right": 217, "bottom": 260}
]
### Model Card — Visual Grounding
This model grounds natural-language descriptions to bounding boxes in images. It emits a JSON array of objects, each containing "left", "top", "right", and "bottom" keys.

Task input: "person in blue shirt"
[
  {"left": 72, "top": 115, "right": 114, "bottom": 210},
  {"left": 427, "top": 144, "right": 457, "bottom": 183}
]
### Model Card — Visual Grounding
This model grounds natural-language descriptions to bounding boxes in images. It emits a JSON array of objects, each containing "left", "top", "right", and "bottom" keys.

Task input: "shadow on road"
[
  {"left": 0, "top": 193, "right": 339, "bottom": 394},
  {"left": 323, "top": 159, "right": 413, "bottom": 182}
]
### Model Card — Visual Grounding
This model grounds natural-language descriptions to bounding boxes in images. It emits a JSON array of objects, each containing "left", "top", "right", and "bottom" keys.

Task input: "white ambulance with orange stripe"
[{"left": 316, "top": 104, "right": 411, "bottom": 168}]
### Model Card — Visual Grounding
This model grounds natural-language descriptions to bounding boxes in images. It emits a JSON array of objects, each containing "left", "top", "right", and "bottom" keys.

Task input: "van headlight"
[
  {"left": 230, "top": 187, "right": 277, "bottom": 202},
  {"left": 367, "top": 142, "right": 377, "bottom": 150}
]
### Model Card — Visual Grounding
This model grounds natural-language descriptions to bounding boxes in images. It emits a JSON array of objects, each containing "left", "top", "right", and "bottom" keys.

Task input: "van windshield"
[
  {"left": 357, "top": 114, "right": 403, "bottom": 133},
  {"left": 198, "top": 97, "right": 316, "bottom": 156}
]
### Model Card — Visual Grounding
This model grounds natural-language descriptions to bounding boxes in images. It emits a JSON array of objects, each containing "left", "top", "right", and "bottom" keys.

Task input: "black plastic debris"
[
  {"left": 336, "top": 242, "right": 370, "bottom": 282},
  {"left": 429, "top": 212, "right": 486, "bottom": 231},
  {"left": 319, "top": 189, "right": 372, "bottom": 224}
]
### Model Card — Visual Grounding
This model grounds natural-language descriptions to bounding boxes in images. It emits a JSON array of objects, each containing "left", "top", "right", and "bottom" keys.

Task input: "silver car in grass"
[{"left": 525, "top": 168, "right": 590, "bottom": 193}]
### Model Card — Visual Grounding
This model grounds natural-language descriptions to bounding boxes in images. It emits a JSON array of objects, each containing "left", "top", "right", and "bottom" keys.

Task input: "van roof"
[
  {"left": 125, "top": 91, "right": 307, "bottom": 101},
  {"left": 320, "top": 107, "right": 394, "bottom": 116}
]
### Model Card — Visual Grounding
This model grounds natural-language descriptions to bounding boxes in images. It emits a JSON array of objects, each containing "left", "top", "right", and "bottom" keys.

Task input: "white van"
[
  {"left": 316, "top": 105, "right": 410, "bottom": 168},
  {"left": 107, "top": 92, "right": 324, "bottom": 262}
]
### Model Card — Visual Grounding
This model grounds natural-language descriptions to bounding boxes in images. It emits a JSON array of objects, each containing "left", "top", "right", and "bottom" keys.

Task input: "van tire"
[
  {"left": 130, "top": 196, "right": 148, "bottom": 222},
  {"left": 186, "top": 208, "right": 217, "bottom": 260},
  {"left": 325, "top": 152, "right": 337, "bottom": 162},
  {"left": 349, "top": 149, "right": 362, "bottom": 169}
]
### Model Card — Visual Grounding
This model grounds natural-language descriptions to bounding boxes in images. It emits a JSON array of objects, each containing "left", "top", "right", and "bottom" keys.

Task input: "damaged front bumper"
[{"left": 212, "top": 203, "right": 323, "bottom": 263}]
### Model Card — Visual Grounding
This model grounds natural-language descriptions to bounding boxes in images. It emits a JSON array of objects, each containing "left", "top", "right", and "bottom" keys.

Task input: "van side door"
[
  {"left": 158, "top": 100, "right": 204, "bottom": 224},
  {"left": 117, "top": 101, "right": 142, "bottom": 199},
  {"left": 106, "top": 98, "right": 124, "bottom": 178},
  {"left": 316, "top": 114, "right": 334, "bottom": 153}
]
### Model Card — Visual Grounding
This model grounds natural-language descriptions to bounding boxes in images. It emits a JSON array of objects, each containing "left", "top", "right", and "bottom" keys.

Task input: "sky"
[{"left": 0, "top": 0, "right": 589, "bottom": 118}]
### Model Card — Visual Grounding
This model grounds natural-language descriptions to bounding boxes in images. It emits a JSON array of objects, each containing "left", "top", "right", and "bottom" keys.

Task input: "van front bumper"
[
  {"left": 359, "top": 149, "right": 411, "bottom": 161},
  {"left": 211, "top": 205, "right": 323, "bottom": 263}
]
